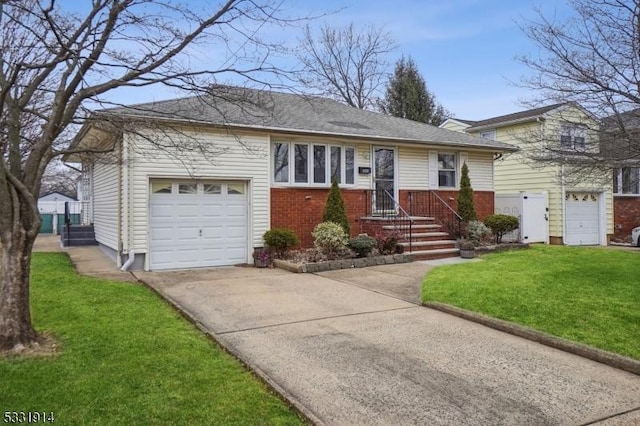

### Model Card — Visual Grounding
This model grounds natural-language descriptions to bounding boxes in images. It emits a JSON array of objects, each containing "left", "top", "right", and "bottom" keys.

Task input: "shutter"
[
  {"left": 428, "top": 150, "right": 438, "bottom": 189},
  {"left": 459, "top": 152, "right": 468, "bottom": 189}
]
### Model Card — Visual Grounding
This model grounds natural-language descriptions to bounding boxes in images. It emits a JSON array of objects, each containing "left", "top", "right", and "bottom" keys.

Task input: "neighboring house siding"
[
  {"left": 125, "top": 129, "right": 270, "bottom": 254},
  {"left": 440, "top": 120, "right": 470, "bottom": 133},
  {"left": 92, "top": 161, "right": 120, "bottom": 250},
  {"left": 468, "top": 110, "right": 613, "bottom": 243}
]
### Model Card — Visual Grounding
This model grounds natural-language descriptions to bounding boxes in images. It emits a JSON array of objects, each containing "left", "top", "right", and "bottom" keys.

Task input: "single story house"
[
  {"left": 67, "top": 86, "right": 515, "bottom": 271},
  {"left": 441, "top": 103, "right": 614, "bottom": 246}
]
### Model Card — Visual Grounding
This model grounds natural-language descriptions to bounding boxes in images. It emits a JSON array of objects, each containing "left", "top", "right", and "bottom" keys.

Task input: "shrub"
[
  {"left": 457, "top": 162, "right": 477, "bottom": 222},
  {"left": 468, "top": 220, "right": 492, "bottom": 245},
  {"left": 323, "top": 179, "right": 350, "bottom": 235},
  {"left": 484, "top": 214, "right": 519, "bottom": 244},
  {"left": 263, "top": 228, "right": 299, "bottom": 258},
  {"left": 312, "top": 222, "right": 348, "bottom": 257},
  {"left": 376, "top": 229, "right": 404, "bottom": 255},
  {"left": 348, "top": 235, "right": 377, "bottom": 258}
]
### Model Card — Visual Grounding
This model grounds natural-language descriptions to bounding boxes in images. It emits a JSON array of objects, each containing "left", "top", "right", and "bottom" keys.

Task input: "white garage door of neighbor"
[
  {"left": 565, "top": 192, "right": 600, "bottom": 245},
  {"left": 149, "top": 180, "right": 248, "bottom": 270}
]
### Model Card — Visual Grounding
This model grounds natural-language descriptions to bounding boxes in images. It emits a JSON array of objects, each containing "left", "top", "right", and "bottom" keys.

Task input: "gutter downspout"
[
  {"left": 116, "top": 136, "right": 123, "bottom": 268},
  {"left": 121, "top": 249, "right": 135, "bottom": 271}
]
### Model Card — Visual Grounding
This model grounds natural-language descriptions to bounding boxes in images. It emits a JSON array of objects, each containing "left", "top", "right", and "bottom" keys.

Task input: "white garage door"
[
  {"left": 149, "top": 180, "right": 248, "bottom": 270},
  {"left": 565, "top": 192, "right": 600, "bottom": 245}
]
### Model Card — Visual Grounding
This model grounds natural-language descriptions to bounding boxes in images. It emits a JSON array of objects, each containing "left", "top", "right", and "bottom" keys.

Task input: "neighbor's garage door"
[
  {"left": 565, "top": 192, "right": 600, "bottom": 245},
  {"left": 149, "top": 180, "right": 248, "bottom": 270}
]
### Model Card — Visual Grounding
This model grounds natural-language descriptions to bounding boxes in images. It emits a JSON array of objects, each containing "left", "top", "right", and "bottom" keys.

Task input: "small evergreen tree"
[
  {"left": 457, "top": 162, "right": 477, "bottom": 222},
  {"left": 323, "top": 179, "right": 350, "bottom": 235}
]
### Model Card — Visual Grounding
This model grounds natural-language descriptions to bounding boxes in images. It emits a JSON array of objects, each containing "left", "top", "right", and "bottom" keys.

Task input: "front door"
[{"left": 373, "top": 147, "right": 396, "bottom": 213}]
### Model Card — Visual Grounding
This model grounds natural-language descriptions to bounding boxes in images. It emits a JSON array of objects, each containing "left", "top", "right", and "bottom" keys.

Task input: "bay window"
[{"left": 273, "top": 141, "right": 355, "bottom": 186}]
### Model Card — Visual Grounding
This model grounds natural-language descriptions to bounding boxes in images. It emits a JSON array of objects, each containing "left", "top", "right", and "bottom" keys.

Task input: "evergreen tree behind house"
[{"left": 379, "top": 56, "right": 450, "bottom": 126}]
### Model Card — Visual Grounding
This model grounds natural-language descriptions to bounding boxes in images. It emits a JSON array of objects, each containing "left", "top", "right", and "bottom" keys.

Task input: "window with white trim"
[
  {"left": 273, "top": 142, "right": 356, "bottom": 186},
  {"left": 480, "top": 130, "right": 496, "bottom": 140},
  {"left": 438, "top": 153, "right": 456, "bottom": 188},
  {"left": 560, "top": 124, "right": 587, "bottom": 151},
  {"left": 614, "top": 167, "right": 640, "bottom": 194}
]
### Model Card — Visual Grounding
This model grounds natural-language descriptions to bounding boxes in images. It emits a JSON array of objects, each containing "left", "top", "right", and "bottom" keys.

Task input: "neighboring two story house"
[
  {"left": 606, "top": 108, "right": 640, "bottom": 242},
  {"left": 441, "top": 103, "right": 614, "bottom": 246},
  {"left": 67, "top": 86, "right": 515, "bottom": 271}
]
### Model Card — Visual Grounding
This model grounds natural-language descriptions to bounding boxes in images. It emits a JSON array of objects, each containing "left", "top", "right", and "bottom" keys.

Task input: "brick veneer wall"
[
  {"left": 428, "top": 190, "right": 495, "bottom": 221},
  {"left": 613, "top": 196, "right": 640, "bottom": 241},
  {"left": 270, "top": 188, "right": 366, "bottom": 248},
  {"left": 271, "top": 188, "right": 495, "bottom": 248}
]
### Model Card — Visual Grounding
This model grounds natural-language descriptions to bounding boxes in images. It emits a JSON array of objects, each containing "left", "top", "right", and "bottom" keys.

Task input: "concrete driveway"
[{"left": 134, "top": 265, "right": 640, "bottom": 426}]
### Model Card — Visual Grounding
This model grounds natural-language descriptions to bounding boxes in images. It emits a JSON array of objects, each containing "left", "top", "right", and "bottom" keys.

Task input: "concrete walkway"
[{"left": 133, "top": 265, "right": 640, "bottom": 426}]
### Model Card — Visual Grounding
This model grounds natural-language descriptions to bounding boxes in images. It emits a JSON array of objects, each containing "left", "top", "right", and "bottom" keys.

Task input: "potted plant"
[
  {"left": 254, "top": 248, "right": 271, "bottom": 268},
  {"left": 459, "top": 240, "right": 476, "bottom": 259}
]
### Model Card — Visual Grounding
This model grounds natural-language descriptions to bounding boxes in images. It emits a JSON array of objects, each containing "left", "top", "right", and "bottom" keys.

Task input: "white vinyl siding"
[
  {"left": 398, "top": 146, "right": 429, "bottom": 189},
  {"left": 92, "top": 162, "right": 119, "bottom": 250},
  {"left": 466, "top": 151, "right": 494, "bottom": 191},
  {"left": 125, "top": 129, "right": 269, "bottom": 256},
  {"left": 357, "top": 144, "right": 371, "bottom": 188}
]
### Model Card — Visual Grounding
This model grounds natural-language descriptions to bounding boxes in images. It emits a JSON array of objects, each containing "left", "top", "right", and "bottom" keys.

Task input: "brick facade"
[
  {"left": 613, "top": 196, "right": 640, "bottom": 242},
  {"left": 270, "top": 188, "right": 495, "bottom": 248}
]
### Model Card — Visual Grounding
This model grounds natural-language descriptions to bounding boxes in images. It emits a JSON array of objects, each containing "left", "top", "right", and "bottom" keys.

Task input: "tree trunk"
[{"left": 0, "top": 228, "right": 39, "bottom": 351}]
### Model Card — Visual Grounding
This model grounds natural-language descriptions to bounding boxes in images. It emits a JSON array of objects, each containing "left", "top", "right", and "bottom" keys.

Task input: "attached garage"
[
  {"left": 149, "top": 180, "right": 249, "bottom": 270},
  {"left": 565, "top": 192, "right": 601, "bottom": 245}
]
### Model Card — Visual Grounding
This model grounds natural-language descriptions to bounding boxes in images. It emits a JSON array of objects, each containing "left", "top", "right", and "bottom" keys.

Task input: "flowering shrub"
[{"left": 312, "top": 222, "right": 348, "bottom": 258}]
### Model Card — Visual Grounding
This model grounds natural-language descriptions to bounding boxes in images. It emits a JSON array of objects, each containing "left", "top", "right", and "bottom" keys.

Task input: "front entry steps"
[{"left": 361, "top": 216, "right": 459, "bottom": 260}]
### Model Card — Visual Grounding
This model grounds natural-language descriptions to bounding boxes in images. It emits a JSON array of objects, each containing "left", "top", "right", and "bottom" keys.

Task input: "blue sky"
[
  {"left": 300, "top": 0, "right": 571, "bottom": 120},
  {"left": 101, "top": 0, "right": 573, "bottom": 121}
]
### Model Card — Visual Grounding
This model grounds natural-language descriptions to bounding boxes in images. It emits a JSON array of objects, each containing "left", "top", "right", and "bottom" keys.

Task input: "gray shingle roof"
[
  {"left": 96, "top": 86, "right": 516, "bottom": 151},
  {"left": 464, "top": 103, "right": 567, "bottom": 131}
]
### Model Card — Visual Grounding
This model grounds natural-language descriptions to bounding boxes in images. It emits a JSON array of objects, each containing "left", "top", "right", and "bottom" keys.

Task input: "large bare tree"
[
  {"left": 0, "top": 0, "right": 297, "bottom": 352},
  {"left": 517, "top": 0, "right": 640, "bottom": 182},
  {"left": 297, "top": 22, "right": 395, "bottom": 110}
]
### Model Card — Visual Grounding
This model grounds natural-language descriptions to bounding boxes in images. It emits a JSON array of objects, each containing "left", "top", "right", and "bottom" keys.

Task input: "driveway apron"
[{"left": 136, "top": 266, "right": 640, "bottom": 426}]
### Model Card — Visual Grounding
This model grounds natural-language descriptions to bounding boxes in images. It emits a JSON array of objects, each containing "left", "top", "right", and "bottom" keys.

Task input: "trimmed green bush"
[
  {"left": 323, "top": 179, "right": 350, "bottom": 235},
  {"left": 263, "top": 228, "right": 299, "bottom": 258},
  {"left": 312, "top": 222, "right": 348, "bottom": 257},
  {"left": 348, "top": 235, "right": 377, "bottom": 257},
  {"left": 484, "top": 214, "right": 519, "bottom": 244},
  {"left": 457, "top": 162, "right": 477, "bottom": 222}
]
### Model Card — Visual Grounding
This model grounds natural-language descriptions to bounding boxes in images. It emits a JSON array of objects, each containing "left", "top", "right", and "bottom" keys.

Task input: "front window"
[
  {"left": 614, "top": 167, "right": 640, "bottom": 194},
  {"left": 273, "top": 142, "right": 355, "bottom": 186},
  {"left": 438, "top": 153, "right": 456, "bottom": 187},
  {"left": 273, "top": 143, "right": 289, "bottom": 183},
  {"left": 560, "top": 124, "right": 587, "bottom": 151}
]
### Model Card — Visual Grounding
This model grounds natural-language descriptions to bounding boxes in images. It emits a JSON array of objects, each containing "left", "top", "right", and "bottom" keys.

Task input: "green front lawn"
[
  {"left": 421, "top": 246, "right": 640, "bottom": 360},
  {"left": 0, "top": 253, "right": 304, "bottom": 425}
]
